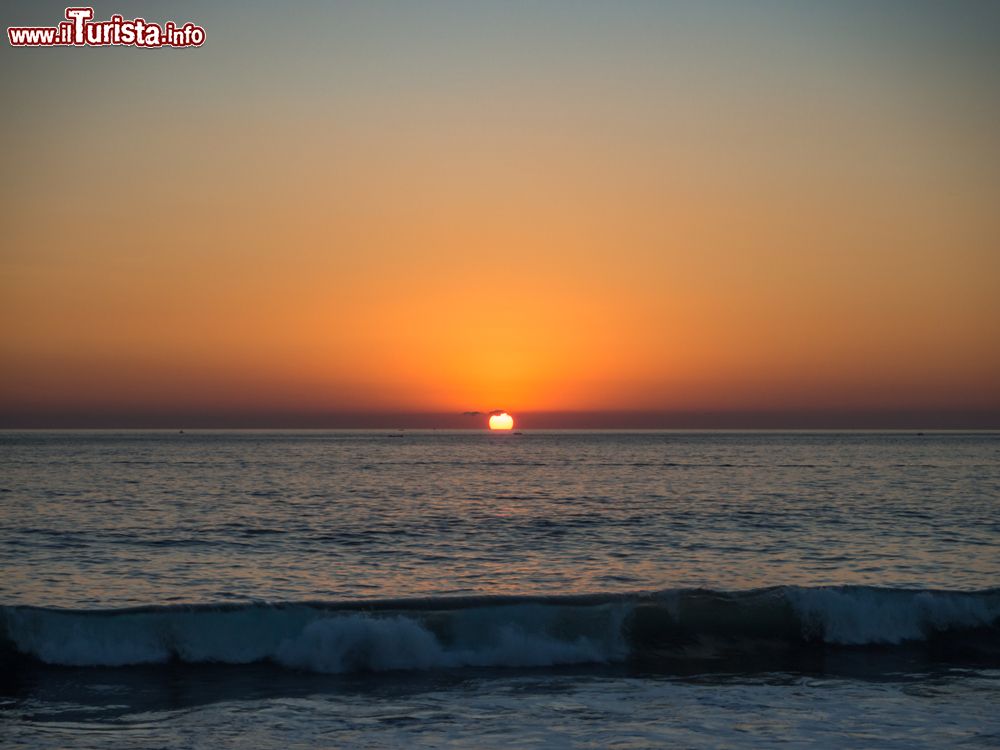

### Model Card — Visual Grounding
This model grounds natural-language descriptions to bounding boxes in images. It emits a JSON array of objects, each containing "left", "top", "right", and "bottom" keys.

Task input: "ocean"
[{"left": 2, "top": 430, "right": 999, "bottom": 748}]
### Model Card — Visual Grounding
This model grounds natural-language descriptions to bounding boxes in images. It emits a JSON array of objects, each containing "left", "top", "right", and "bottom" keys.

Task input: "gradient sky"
[{"left": 2, "top": 1, "right": 999, "bottom": 427}]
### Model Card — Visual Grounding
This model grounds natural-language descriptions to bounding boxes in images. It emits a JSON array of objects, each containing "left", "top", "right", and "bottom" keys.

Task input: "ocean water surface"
[{"left": 2, "top": 430, "right": 999, "bottom": 747}]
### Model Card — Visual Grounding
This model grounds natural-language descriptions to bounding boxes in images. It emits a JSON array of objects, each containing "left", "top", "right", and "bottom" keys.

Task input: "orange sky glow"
[{"left": 1, "top": 2, "right": 998, "bottom": 428}]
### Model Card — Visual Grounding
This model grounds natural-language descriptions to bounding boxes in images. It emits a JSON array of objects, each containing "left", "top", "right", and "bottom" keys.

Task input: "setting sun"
[{"left": 488, "top": 413, "right": 514, "bottom": 431}]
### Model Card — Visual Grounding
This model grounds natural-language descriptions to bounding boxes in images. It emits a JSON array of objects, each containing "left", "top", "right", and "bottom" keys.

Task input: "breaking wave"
[{"left": 3, "top": 586, "right": 998, "bottom": 672}]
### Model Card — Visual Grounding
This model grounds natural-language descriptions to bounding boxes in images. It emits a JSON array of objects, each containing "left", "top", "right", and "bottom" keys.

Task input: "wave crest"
[{"left": 2, "top": 586, "right": 997, "bottom": 672}]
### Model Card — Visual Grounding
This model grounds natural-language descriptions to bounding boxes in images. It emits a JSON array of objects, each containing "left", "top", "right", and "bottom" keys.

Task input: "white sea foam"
[
  {"left": 786, "top": 587, "right": 1000, "bottom": 644},
  {"left": 1, "top": 602, "right": 629, "bottom": 671},
  {"left": 3, "top": 588, "right": 997, "bottom": 670},
  {"left": 275, "top": 614, "right": 614, "bottom": 672}
]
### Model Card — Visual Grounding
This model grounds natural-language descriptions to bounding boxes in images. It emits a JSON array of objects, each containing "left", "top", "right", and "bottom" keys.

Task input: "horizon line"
[{"left": 2, "top": 407, "right": 998, "bottom": 430}]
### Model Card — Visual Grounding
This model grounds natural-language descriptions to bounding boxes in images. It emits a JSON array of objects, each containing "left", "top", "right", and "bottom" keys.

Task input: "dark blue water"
[{"left": 2, "top": 431, "right": 999, "bottom": 747}]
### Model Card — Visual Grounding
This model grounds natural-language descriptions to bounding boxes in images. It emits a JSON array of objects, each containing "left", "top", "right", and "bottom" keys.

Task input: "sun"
[{"left": 488, "top": 412, "right": 514, "bottom": 431}]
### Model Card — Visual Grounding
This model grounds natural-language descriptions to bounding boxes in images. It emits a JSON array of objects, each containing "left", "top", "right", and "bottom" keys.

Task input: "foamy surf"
[
  {"left": 1, "top": 597, "right": 630, "bottom": 671},
  {"left": 3, "top": 586, "right": 998, "bottom": 672}
]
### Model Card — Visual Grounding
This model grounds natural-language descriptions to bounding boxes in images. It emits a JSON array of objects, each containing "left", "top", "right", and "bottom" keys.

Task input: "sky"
[{"left": 2, "top": 1, "right": 999, "bottom": 428}]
